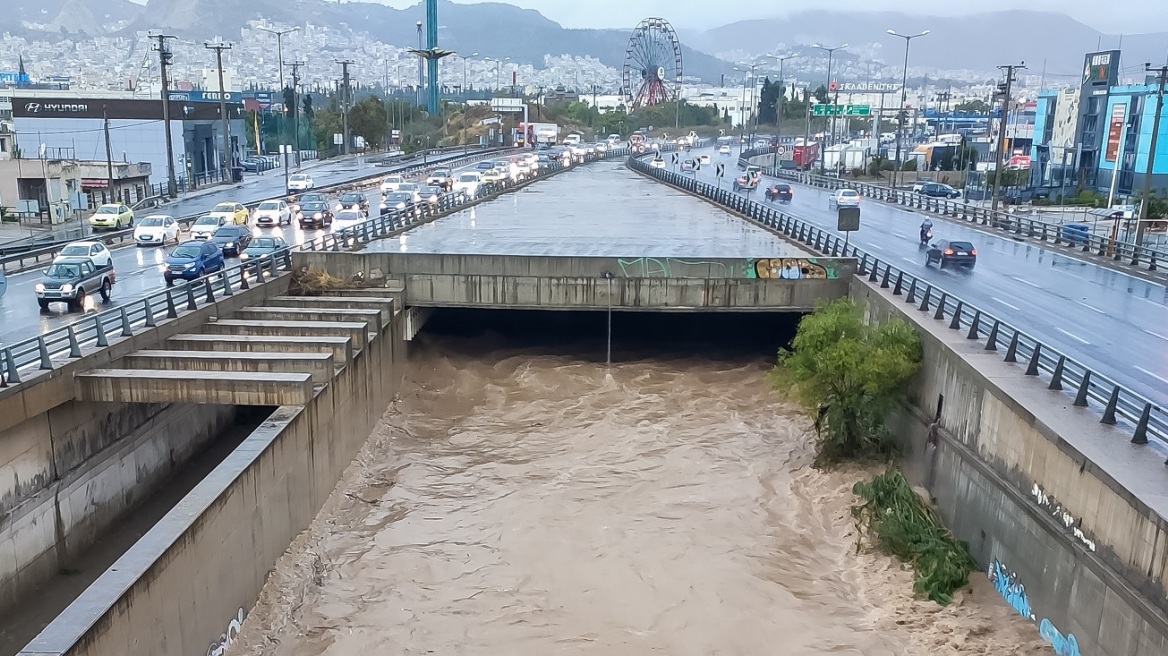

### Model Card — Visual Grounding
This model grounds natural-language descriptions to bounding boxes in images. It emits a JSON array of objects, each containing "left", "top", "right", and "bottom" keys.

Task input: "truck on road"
[{"left": 35, "top": 257, "right": 116, "bottom": 311}]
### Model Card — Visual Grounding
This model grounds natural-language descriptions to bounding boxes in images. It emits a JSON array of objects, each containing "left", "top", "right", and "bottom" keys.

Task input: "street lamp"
[
  {"left": 768, "top": 53, "right": 794, "bottom": 170},
  {"left": 888, "top": 29, "right": 930, "bottom": 188},
  {"left": 257, "top": 25, "right": 298, "bottom": 92},
  {"left": 812, "top": 43, "right": 848, "bottom": 174},
  {"left": 733, "top": 63, "right": 759, "bottom": 151},
  {"left": 490, "top": 57, "right": 510, "bottom": 91},
  {"left": 463, "top": 52, "right": 478, "bottom": 94}
]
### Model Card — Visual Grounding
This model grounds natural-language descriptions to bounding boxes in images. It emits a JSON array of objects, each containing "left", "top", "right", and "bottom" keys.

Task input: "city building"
[
  {"left": 4, "top": 91, "right": 246, "bottom": 191},
  {"left": 0, "top": 158, "right": 152, "bottom": 225}
]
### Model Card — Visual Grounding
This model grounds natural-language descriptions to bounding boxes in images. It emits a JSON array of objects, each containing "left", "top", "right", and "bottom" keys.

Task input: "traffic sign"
[
  {"left": 845, "top": 104, "right": 872, "bottom": 116},
  {"left": 812, "top": 104, "right": 871, "bottom": 117},
  {"left": 672, "top": 153, "right": 679, "bottom": 164},
  {"left": 829, "top": 81, "right": 838, "bottom": 92},
  {"left": 715, "top": 163, "right": 725, "bottom": 178},
  {"left": 777, "top": 146, "right": 787, "bottom": 155}
]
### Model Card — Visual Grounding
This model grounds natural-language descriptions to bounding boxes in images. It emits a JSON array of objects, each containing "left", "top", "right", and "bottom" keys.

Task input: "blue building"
[{"left": 1094, "top": 83, "right": 1168, "bottom": 197}]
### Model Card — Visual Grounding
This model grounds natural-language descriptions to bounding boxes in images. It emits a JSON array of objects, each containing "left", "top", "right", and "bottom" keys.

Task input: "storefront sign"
[
  {"left": 1105, "top": 103, "right": 1126, "bottom": 162},
  {"left": 12, "top": 97, "right": 242, "bottom": 120}
]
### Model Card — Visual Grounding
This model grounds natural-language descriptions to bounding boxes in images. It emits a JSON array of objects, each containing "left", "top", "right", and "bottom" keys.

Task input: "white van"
[{"left": 563, "top": 133, "right": 582, "bottom": 147}]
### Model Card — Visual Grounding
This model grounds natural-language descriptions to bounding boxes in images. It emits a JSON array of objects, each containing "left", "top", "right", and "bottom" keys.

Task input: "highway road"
[
  {"left": 680, "top": 145, "right": 1168, "bottom": 407},
  {"left": 0, "top": 153, "right": 491, "bottom": 344}
]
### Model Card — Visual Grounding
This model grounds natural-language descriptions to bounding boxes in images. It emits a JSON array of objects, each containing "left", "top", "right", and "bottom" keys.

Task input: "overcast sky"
[{"left": 373, "top": 0, "right": 1162, "bottom": 34}]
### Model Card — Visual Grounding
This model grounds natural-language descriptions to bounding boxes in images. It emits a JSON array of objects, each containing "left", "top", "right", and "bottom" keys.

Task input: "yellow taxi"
[
  {"left": 480, "top": 168, "right": 506, "bottom": 184},
  {"left": 207, "top": 201, "right": 249, "bottom": 225},
  {"left": 88, "top": 203, "right": 134, "bottom": 230}
]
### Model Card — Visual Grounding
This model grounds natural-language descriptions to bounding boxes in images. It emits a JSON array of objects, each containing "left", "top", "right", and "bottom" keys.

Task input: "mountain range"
[{"left": 8, "top": 1, "right": 1168, "bottom": 82}]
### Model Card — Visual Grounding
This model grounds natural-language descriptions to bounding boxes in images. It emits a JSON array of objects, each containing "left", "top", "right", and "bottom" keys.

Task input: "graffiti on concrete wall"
[
  {"left": 615, "top": 258, "right": 731, "bottom": 279},
  {"left": 990, "top": 559, "right": 1083, "bottom": 656},
  {"left": 1039, "top": 618, "right": 1082, "bottom": 656},
  {"left": 1032, "top": 483, "right": 1096, "bottom": 552},
  {"left": 205, "top": 607, "right": 245, "bottom": 656},
  {"left": 988, "top": 559, "right": 1035, "bottom": 620},
  {"left": 745, "top": 258, "right": 838, "bottom": 280}
]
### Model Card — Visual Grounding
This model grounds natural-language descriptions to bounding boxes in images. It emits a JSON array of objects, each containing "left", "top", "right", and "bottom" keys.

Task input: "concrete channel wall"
[
  {"left": 18, "top": 290, "right": 407, "bottom": 656},
  {"left": 852, "top": 277, "right": 1168, "bottom": 656},
  {"left": 0, "top": 275, "right": 293, "bottom": 618},
  {"left": 294, "top": 252, "right": 856, "bottom": 311}
]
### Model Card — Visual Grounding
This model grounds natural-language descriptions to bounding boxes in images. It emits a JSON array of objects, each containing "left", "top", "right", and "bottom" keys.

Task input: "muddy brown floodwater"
[{"left": 230, "top": 326, "right": 1054, "bottom": 656}]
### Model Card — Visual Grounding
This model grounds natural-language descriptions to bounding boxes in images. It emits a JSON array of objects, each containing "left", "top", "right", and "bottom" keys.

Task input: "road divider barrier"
[{"left": 632, "top": 154, "right": 1168, "bottom": 461}]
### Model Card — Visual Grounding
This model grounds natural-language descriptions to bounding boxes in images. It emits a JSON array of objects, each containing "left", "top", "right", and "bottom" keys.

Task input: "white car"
[
  {"left": 594, "top": 142, "right": 607, "bottom": 153},
  {"left": 380, "top": 175, "right": 405, "bottom": 194},
  {"left": 133, "top": 215, "right": 179, "bottom": 246},
  {"left": 287, "top": 173, "right": 314, "bottom": 191},
  {"left": 453, "top": 172, "right": 482, "bottom": 198},
  {"left": 698, "top": 154, "right": 711, "bottom": 164},
  {"left": 649, "top": 158, "right": 665, "bottom": 169},
  {"left": 718, "top": 144, "right": 732, "bottom": 155},
  {"left": 332, "top": 208, "right": 365, "bottom": 230},
  {"left": 253, "top": 200, "right": 292, "bottom": 227},
  {"left": 55, "top": 241, "right": 112, "bottom": 267},
  {"left": 189, "top": 214, "right": 228, "bottom": 240},
  {"left": 829, "top": 189, "right": 862, "bottom": 210}
]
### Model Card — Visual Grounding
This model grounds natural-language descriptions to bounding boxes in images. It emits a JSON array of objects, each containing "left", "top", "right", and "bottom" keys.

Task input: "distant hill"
[
  {"left": 128, "top": 0, "right": 732, "bottom": 82},
  {"left": 690, "top": 10, "right": 1167, "bottom": 75},
  {"left": 11, "top": 0, "right": 142, "bottom": 34}
]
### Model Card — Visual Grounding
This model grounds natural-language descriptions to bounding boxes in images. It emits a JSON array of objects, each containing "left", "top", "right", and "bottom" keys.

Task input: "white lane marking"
[
  {"left": 1076, "top": 301, "right": 1107, "bottom": 315},
  {"left": 992, "top": 297, "right": 1021, "bottom": 312},
  {"left": 1143, "top": 329, "right": 1168, "bottom": 341},
  {"left": 1054, "top": 327, "right": 1090, "bottom": 345},
  {"left": 868, "top": 243, "right": 885, "bottom": 251},
  {"left": 1010, "top": 275, "right": 1043, "bottom": 289},
  {"left": 1134, "top": 366, "right": 1168, "bottom": 386},
  {"left": 902, "top": 257, "right": 917, "bottom": 264}
]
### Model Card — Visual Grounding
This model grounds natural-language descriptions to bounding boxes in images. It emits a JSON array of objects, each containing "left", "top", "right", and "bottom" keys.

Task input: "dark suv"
[
  {"left": 297, "top": 201, "right": 333, "bottom": 229},
  {"left": 918, "top": 182, "right": 961, "bottom": 199},
  {"left": 925, "top": 239, "right": 977, "bottom": 270},
  {"left": 765, "top": 183, "right": 793, "bottom": 202}
]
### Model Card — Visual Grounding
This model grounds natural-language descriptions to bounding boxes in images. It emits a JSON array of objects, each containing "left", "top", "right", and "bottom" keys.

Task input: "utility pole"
[
  {"left": 1136, "top": 64, "right": 1168, "bottom": 246},
  {"left": 151, "top": 33, "right": 177, "bottom": 197},
  {"left": 773, "top": 54, "right": 792, "bottom": 172},
  {"left": 103, "top": 105, "right": 115, "bottom": 204},
  {"left": 416, "top": 21, "right": 424, "bottom": 107},
  {"left": 336, "top": 59, "right": 354, "bottom": 155},
  {"left": 291, "top": 60, "right": 304, "bottom": 168},
  {"left": 990, "top": 62, "right": 1025, "bottom": 214},
  {"left": 206, "top": 41, "right": 234, "bottom": 180}
]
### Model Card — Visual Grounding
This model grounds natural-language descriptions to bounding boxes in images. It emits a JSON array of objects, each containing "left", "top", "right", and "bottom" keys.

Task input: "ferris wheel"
[{"left": 622, "top": 18, "right": 683, "bottom": 109}]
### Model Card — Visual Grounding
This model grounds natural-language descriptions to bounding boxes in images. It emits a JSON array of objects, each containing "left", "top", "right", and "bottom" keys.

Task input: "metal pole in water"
[{"left": 604, "top": 272, "right": 613, "bottom": 369}]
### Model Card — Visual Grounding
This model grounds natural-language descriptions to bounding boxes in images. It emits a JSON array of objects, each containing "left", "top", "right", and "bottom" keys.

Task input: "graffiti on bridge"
[
  {"left": 989, "top": 559, "right": 1035, "bottom": 620},
  {"left": 615, "top": 258, "right": 731, "bottom": 278},
  {"left": 206, "top": 607, "right": 246, "bottom": 656},
  {"left": 989, "top": 559, "right": 1083, "bottom": 656},
  {"left": 745, "top": 257, "right": 837, "bottom": 280}
]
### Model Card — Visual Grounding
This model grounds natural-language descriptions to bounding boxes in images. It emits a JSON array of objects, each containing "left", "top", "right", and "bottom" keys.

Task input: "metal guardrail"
[
  {"left": 736, "top": 147, "right": 1168, "bottom": 274},
  {"left": 631, "top": 154, "right": 1168, "bottom": 461},
  {"left": 0, "top": 146, "right": 505, "bottom": 275},
  {"left": 0, "top": 146, "right": 625, "bottom": 392}
]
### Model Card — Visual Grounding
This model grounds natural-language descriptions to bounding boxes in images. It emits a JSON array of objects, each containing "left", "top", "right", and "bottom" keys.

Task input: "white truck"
[
  {"left": 562, "top": 133, "right": 582, "bottom": 147},
  {"left": 527, "top": 122, "right": 560, "bottom": 146}
]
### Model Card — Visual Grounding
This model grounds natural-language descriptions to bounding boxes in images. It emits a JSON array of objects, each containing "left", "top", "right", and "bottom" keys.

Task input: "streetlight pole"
[
  {"left": 205, "top": 41, "right": 234, "bottom": 180},
  {"left": 771, "top": 54, "right": 793, "bottom": 171},
  {"left": 812, "top": 43, "right": 847, "bottom": 174},
  {"left": 416, "top": 21, "right": 424, "bottom": 107},
  {"left": 888, "top": 29, "right": 929, "bottom": 188},
  {"left": 463, "top": 52, "right": 478, "bottom": 94},
  {"left": 734, "top": 63, "right": 758, "bottom": 152},
  {"left": 258, "top": 26, "right": 298, "bottom": 93}
]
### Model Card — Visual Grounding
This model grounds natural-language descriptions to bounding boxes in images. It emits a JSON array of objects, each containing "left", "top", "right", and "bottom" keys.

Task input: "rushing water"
[{"left": 231, "top": 311, "right": 1052, "bottom": 656}]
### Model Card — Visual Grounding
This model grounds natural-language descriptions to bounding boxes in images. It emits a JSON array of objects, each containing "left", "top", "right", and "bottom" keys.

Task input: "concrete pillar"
[
  {"left": 120, "top": 350, "right": 336, "bottom": 384},
  {"left": 199, "top": 319, "right": 369, "bottom": 349},
  {"left": 269, "top": 296, "right": 395, "bottom": 326},
  {"left": 232, "top": 307, "right": 383, "bottom": 332},
  {"left": 165, "top": 334, "right": 353, "bottom": 363},
  {"left": 76, "top": 369, "right": 314, "bottom": 406}
]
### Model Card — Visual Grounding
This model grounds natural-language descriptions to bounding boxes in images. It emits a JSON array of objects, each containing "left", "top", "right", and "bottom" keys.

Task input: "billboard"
[
  {"left": 1083, "top": 50, "right": 1120, "bottom": 88},
  {"left": 12, "top": 97, "right": 242, "bottom": 120},
  {"left": 1049, "top": 88, "right": 1080, "bottom": 153},
  {"left": 836, "top": 82, "right": 900, "bottom": 94},
  {"left": 167, "top": 90, "right": 243, "bottom": 103},
  {"left": 1104, "top": 102, "right": 1126, "bottom": 162}
]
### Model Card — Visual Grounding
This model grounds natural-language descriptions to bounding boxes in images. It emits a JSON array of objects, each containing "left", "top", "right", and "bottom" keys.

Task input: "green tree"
[
  {"left": 311, "top": 108, "right": 342, "bottom": 152},
  {"left": 770, "top": 298, "right": 921, "bottom": 466},
  {"left": 282, "top": 86, "right": 295, "bottom": 119},
  {"left": 953, "top": 99, "right": 990, "bottom": 114},
  {"left": 349, "top": 96, "right": 389, "bottom": 147},
  {"left": 984, "top": 168, "right": 1027, "bottom": 188},
  {"left": 813, "top": 84, "right": 830, "bottom": 104},
  {"left": 302, "top": 94, "right": 314, "bottom": 120},
  {"left": 756, "top": 77, "right": 781, "bottom": 125}
]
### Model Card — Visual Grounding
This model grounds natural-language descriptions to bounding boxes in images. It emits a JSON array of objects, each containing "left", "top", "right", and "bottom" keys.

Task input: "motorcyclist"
[{"left": 920, "top": 219, "right": 933, "bottom": 242}]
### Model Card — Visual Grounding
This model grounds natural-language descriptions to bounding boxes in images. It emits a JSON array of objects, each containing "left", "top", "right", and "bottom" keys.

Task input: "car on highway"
[
  {"left": 380, "top": 192, "right": 418, "bottom": 217},
  {"left": 764, "top": 183, "right": 793, "bottom": 203},
  {"left": 650, "top": 156, "right": 665, "bottom": 169},
  {"left": 733, "top": 172, "right": 760, "bottom": 191},
  {"left": 36, "top": 257, "right": 116, "bottom": 311},
  {"left": 55, "top": 241, "right": 113, "bottom": 267},
  {"left": 88, "top": 203, "right": 134, "bottom": 230},
  {"left": 917, "top": 182, "right": 962, "bottom": 199},
  {"left": 698, "top": 154, "right": 711, "bottom": 165},
  {"left": 335, "top": 192, "right": 369, "bottom": 214},
  {"left": 418, "top": 185, "right": 443, "bottom": 205},
  {"left": 297, "top": 200, "right": 333, "bottom": 229},
  {"left": 287, "top": 173, "right": 315, "bottom": 192},
  {"left": 474, "top": 161, "right": 496, "bottom": 173},
  {"left": 253, "top": 200, "right": 292, "bottom": 227},
  {"left": 133, "top": 214, "right": 179, "bottom": 246},
  {"left": 190, "top": 214, "right": 229, "bottom": 240},
  {"left": 240, "top": 236, "right": 288, "bottom": 262},
  {"left": 164, "top": 240, "right": 224, "bottom": 286},
  {"left": 332, "top": 209, "right": 365, "bottom": 230},
  {"left": 210, "top": 225, "right": 253, "bottom": 257},
  {"left": 828, "top": 189, "right": 861, "bottom": 210},
  {"left": 426, "top": 168, "right": 454, "bottom": 191},
  {"left": 925, "top": 239, "right": 977, "bottom": 271},
  {"left": 397, "top": 183, "right": 422, "bottom": 202},
  {"left": 453, "top": 171, "right": 482, "bottom": 198},
  {"left": 380, "top": 175, "right": 405, "bottom": 193},
  {"left": 680, "top": 159, "right": 697, "bottom": 173},
  {"left": 480, "top": 168, "right": 506, "bottom": 184},
  {"left": 208, "top": 202, "right": 249, "bottom": 225},
  {"left": 718, "top": 144, "right": 732, "bottom": 156}
]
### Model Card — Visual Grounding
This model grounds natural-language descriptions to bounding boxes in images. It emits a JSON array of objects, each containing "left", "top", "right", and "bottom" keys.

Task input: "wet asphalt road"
[
  {"left": 682, "top": 146, "right": 1168, "bottom": 407},
  {"left": 0, "top": 154, "right": 486, "bottom": 343}
]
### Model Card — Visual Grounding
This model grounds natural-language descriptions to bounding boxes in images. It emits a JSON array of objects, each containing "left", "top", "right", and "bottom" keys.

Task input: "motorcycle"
[{"left": 919, "top": 228, "right": 932, "bottom": 246}]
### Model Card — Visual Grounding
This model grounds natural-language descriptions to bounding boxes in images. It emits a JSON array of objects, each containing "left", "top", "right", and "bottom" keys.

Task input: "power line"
[
  {"left": 990, "top": 62, "right": 1026, "bottom": 215},
  {"left": 206, "top": 41, "right": 234, "bottom": 179},
  {"left": 151, "top": 33, "right": 178, "bottom": 197}
]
